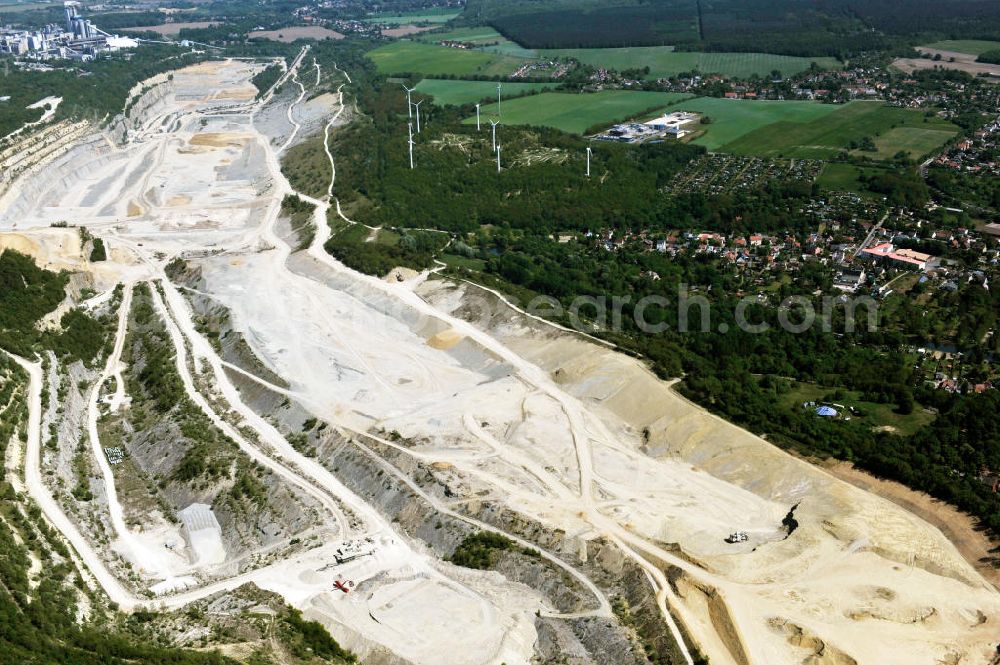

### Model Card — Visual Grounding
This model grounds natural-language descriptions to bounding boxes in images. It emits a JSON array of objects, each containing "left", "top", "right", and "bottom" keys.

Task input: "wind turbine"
[
  {"left": 401, "top": 84, "right": 414, "bottom": 119},
  {"left": 408, "top": 122, "right": 415, "bottom": 170},
  {"left": 586, "top": 146, "right": 592, "bottom": 177},
  {"left": 490, "top": 118, "right": 499, "bottom": 153},
  {"left": 496, "top": 143, "right": 502, "bottom": 173},
  {"left": 414, "top": 99, "right": 424, "bottom": 133},
  {"left": 475, "top": 103, "right": 481, "bottom": 131},
  {"left": 496, "top": 82, "right": 502, "bottom": 118}
]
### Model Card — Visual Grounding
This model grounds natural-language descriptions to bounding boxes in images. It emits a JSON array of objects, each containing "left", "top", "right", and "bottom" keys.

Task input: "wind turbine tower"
[
  {"left": 586, "top": 146, "right": 592, "bottom": 177},
  {"left": 490, "top": 119, "right": 499, "bottom": 153},
  {"left": 401, "top": 84, "right": 414, "bottom": 119},
  {"left": 414, "top": 99, "right": 424, "bottom": 133},
  {"left": 475, "top": 103, "right": 481, "bottom": 131},
  {"left": 408, "top": 122, "right": 415, "bottom": 170},
  {"left": 496, "top": 144, "right": 502, "bottom": 173},
  {"left": 496, "top": 82, "right": 502, "bottom": 118}
]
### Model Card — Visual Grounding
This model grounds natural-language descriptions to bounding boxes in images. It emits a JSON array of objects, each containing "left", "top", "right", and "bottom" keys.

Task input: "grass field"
[
  {"left": 439, "top": 253, "right": 486, "bottom": 271},
  {"left": 369, "top": 41, "right": 531, "bottom": 77},
  {"left": 922, "top": 39, "right": 1000, "bottom": 55},
  {"left": 668, "top": 97, "right": 842, "bottom": 149},
  {"left": 697, "top": 100, "right": 959, "bottom": 159},
  {"left": 365, "top": 7, "right": 460, "bottom": 24},
  {"left": 463, "top": 90, "right": 692, "bottom": 134},
  {"left": 415, "top": 79, "right": 556, "bottom": 106},
  {"left": 777, "top": 380, "right": 934, "bottom": 436},
  {"left": 816, "top": 163, "right": 891, "bottom": 198},
  {"left": 540, "top": 47, "right": 841, "bottom": 79},
  {"left": 861, "top": 126, "right": 957, "bottom": 161}
]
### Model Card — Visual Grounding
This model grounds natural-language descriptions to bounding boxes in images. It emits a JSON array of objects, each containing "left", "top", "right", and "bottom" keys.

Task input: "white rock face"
[{"left": 179, "top": 503, "right": 226, "bottom": 566}]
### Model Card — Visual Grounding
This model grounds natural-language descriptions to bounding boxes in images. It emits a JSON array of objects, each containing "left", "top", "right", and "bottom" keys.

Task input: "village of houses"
[{"left": 565, "top": 193, "right": 998, "bottom": 396}]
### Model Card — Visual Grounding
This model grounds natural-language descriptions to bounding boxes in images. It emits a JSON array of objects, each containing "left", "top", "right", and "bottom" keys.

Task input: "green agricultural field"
[
  {"left": 716, "top": 100, "right": 959, "bottom": 159},
  {"left": 418, "top": 27, "right": 541, "bottom": 58},
  {"left": 670, "top": 97, "right": 841, "bottom": 150},
  {"left": 364, "top": 7, "right": 460, "bottom": 24},
  {"left": 417, "top": 27, "right": 506, "bottom": 44},
  {"left": 369, "top": 41, "right": 531, "bottom": 77},
  {"left": 415, "top": 79, "right": 556, "bottom": 106},
  {"left": 463, "top": 90, "right": 692, "bottom": 134},
  {"left": 923, "top": 39, "right": 1000, "bottom": 55},
  {"left": 540, "top": 46, "right": 841, "bottom": 79}
]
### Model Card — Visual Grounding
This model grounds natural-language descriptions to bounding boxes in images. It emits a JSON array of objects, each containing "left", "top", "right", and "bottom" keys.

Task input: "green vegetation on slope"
[
  {"left": 126, "top": 284, "right": 234, "bottom": 483},
  {"left": 251, "top": 63, "right": 283, "bottom": 99},
  {"left": 281, "top": 133, "right": 332, "bottom": 200},
  {"left": 0, "top": 249, "right": 109, "bottom": 364},
  {"left": 324, "top": 218, "right": 448, "bottom": 276},
  {"left": 449, "top": 532, "right": 517, "bottom": 569},
  {"left": 282, "top": 609, "right": 356, "bottom": 662},
  {"left": 281, "top": 194, "right": 317, "bottom": 250},
  {"left": 0, "top": 249, "right": 68, "bottom": 354}
]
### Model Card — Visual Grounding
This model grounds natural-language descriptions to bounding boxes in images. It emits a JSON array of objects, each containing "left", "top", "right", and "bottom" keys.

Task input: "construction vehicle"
[
  {"left": 333, "top": 579, "right": 353, "bottom": 594},
  {"left": 335, "top": 538, "right": 375, "bottom": 564},
  {"left": 725, "top": 531, "right": 749, "bottom": 544}
]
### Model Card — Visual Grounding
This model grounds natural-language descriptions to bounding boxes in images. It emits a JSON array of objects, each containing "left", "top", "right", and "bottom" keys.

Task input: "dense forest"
[
  {"left": 490, "top": 3, "right": 699, "bottom": 49},
  {"left": 465, "top": 0, "right": 1000, "bottom": 55},
  {"left": 0, "top": 249, "right": 108, "bottom": 363}
]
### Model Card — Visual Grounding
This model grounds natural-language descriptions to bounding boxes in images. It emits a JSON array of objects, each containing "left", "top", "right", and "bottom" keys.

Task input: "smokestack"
[{"left": 64, "top": 1, "right": 79, "bottom": 33}]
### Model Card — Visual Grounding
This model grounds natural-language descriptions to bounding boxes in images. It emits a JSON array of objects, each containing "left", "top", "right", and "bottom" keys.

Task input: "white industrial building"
[
  {"left": 0, "top": 1, "right": 137, "bottom": 60},
  {"left": 593, "top": 110, "right": 701, "bottom": 143}
]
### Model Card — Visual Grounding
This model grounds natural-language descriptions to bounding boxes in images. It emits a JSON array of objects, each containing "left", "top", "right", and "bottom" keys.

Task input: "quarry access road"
[{"left": 7, "top": 351, "right": 140, "bottom": 611}]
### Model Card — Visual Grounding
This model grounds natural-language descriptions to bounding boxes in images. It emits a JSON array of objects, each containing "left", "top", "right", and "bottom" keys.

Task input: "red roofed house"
[{"left": 860, "top": 242, "right": 933, "bottom": 271}]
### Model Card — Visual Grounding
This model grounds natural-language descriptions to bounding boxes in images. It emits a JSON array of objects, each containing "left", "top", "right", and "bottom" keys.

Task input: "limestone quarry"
[{"left": 2, "top": 48, "right": 999, "bottom": 665}]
